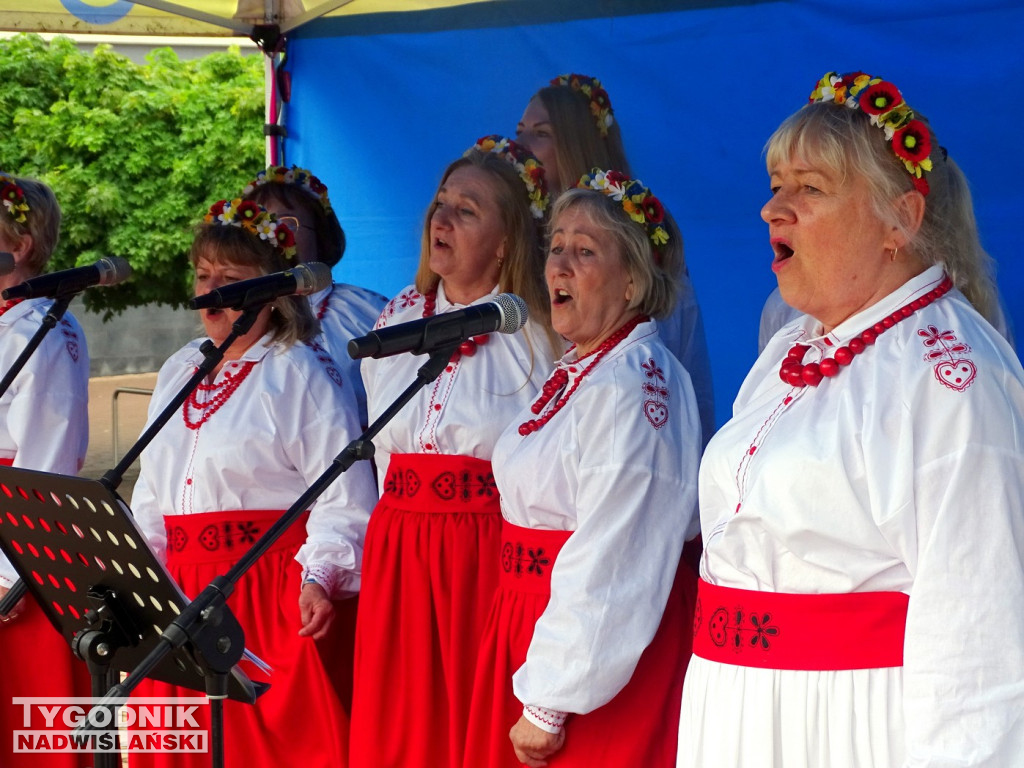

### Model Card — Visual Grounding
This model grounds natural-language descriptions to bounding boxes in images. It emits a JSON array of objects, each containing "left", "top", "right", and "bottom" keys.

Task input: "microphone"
[
  {"left": 348, "top": 293, "right": 528, "bottom": 359},
  {"left": 2, "top": 257, "right": 131, "bottom": 299},
  {"left": 189, "top": 262, "right": 332, "bottom": 311},
  {"left": 0, "top": 252, "right": 14, "bottom": 276}
]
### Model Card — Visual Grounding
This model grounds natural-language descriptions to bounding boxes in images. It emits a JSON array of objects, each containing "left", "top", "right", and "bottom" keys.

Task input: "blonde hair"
[
  {"left": 190, "top": 223, "right": 318, "bottom": 347},
  {"left": 765, "top": 102, "right": 998, "bottom": 323},
  {"left": 550, "top": 188, "right": 684, "bottom": 320},
  {"left": 534, "top": 84, "right": 631, "bottom": 194},
  {"left": 415, "top": 150, "right": 561, "bottom": 357},
  {"left": 0, "top": 176, "right": 61, "bottom": 276}
]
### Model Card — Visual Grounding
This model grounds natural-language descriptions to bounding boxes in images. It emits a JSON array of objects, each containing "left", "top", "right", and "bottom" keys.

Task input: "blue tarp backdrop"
[{"left": 283, "top": 0, "right": 1023, "bottom": 431}]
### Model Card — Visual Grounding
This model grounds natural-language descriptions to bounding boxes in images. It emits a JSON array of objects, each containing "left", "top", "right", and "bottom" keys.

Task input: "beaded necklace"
[
  {"left": 0, "top": 298, "right": 25, "bottom": 319},
  {"left": 518, "top": 313, "right": 647, "bottom": 436},
  {"left": 183, "top": 361, "right": 258, "bottom": 430},
  {"left": 422, "top": 289, "right": 490, "bottom": 362},
  {"left": 779, "top": 276, "right": 953, "bottom": 388},
  {"left": 315, "top": 284, "right": 334, "bottom": 320}
]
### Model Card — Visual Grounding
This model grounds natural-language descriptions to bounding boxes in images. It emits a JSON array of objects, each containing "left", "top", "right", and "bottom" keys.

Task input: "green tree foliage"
[{"left": 0, "top": 34, "right": 264, "bottom": 316}]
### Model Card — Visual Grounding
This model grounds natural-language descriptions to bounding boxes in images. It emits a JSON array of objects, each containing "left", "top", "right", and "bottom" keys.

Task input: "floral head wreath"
[
  {"left": 551, "top": 73, "right": 615, "bottom": 137},
  {"left": 0, "top": 172, "right": 30, "bottom": 225},
  {"left": 242, "top": 165, "right": 332, "bottom": 212},
  {"left": 204, "top": 198, "right": 297, "bottom": 261},
  {"left": 809, "top": 71, "right": 934, "bottom": 196},
  {"left": 465, "top": 135, "right": 550, "bottom": 220},
  {"left": 576, "top": 169, "right": 670, "bottom": 257}
]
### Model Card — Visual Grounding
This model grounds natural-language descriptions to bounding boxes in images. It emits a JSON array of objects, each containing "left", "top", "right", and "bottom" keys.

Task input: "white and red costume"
[
  {"left": 130, "top": 333, "right": 377, "bottom": 768},
  {"left": 464, "top": 319, "right": 701, "bottom": 768},
  {"left": 0, "top": 298, "right": 90, "bottom": 768},
  {"left": 350, "top": 283, "right": 555, "bottom": 768},
  {"left": 679, "top": 266, "right": 1024, "bottom": 767},
  {"left": 309, "top": 281, "right": 387, "bottom": 428}
]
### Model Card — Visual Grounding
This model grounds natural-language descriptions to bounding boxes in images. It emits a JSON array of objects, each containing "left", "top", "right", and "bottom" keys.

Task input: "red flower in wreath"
[
  {"left": 208, "top": 199, "right": 228, "bottom": 217},
  {"left": 235, "top": 200, "right": 261, "bottom": 221},
  {"left": 275, "top": 224, "right": 296, "bottom": 250},
  {"left": 858, "top": 81, "right": 903, "bottom": 116},
  {"left": 912, "top": 176, "right": 930, "bottom": 196},
  {"left": 641, "top": 195, "right": 665, "bottom": 224},
  {"left": 605, "top": 170, "right": 630, "bottom": 186},
  {"left": 308, "top": 176, "right": 327, "bottom": 196},
  {"left": 590, "top": 87, "right": 611, "bottom": 111},
  {"left": 1, "top": 181, "right": 23, "bottom": 205},
  {"left": 893, "top": 120, "right": 932, "bottom": 164}
]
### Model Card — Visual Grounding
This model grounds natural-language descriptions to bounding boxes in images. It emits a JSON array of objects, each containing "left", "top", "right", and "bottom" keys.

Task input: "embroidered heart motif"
[
  {"left": 404, "top": 470, "right": 420, "bottom": 496},
  {"left": 643, "top": 399, "right": 668, "bottom": 429},
  {"left": 708, "top": 607, "right": 730, "bottom": 647},
  {"left": 199, "top": 525, "right": 220, "bottom": 551},
  {"left": 170, "top": 526, "right": 188, "bottom": 552},
  {"left": 934, "top": 359, "right": 976, "bottom": 391},
  {"left": 432, "top": 471, "right": 455, "bottom": 500},
  {"left": 66, "top": 341, "right": 79, "bottom": 362}
]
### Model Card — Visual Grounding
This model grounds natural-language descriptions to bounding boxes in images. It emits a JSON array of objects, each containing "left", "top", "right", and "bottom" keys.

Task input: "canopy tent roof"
[{"left": 0, "top": 0, "right": 490, "bottom": 37}]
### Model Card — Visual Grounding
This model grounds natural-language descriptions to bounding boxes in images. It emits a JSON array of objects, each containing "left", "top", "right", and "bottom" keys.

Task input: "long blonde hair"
[{"left": 415, "top": 150, "right": 561, "bottom": 357}]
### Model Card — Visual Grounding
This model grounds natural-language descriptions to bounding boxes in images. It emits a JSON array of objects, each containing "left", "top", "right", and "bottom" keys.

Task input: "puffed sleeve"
[
  {"left": 0, "top": 316, "right": 89, "bottom": 585},
  {"left": 512, "top": 352, "right": 701, "bottom": 714},
  {"left": 286, "top": 347, "right": 377, "bottom": 599},
  {"left": 879, "top": 333, "right": 1024, "bottom": 766}
]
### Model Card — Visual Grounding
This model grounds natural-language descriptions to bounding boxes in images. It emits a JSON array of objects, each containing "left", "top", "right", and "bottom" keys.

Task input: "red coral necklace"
[
  {"left": 183, "top": 361, "right": 258, "bottom": 429},
  {"left": 779, "top": 277, "right": 952, "bottom": 387},
  {"left": 0, "top": 298, "right": 25, "bottom": 318},
  {"left": 519, "top": 314, "right": 647, "bottom": 436},
  {"left": 422, "top": 289, "right": 490, "bottom": 362}
]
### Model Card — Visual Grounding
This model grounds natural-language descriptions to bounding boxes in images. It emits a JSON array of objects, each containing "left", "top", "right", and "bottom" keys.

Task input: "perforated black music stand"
[{"left": 0, "top": 466, "right": 263, "bottom": 766}]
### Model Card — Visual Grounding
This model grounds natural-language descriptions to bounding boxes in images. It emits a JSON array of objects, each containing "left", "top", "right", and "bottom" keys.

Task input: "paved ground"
[{"left": 83, "top": 372, "right": 159, "bottom": 503}]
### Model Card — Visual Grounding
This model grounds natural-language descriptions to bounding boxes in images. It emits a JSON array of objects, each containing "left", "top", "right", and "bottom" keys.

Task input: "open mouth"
[
  {"left": 771, "top": 239, "right": 794, "bottom": 262},
  {"left": 433, "top": 237, "right": 449, "bottom": 249},
  {"left": 552, "top": 288, "right": 573, "bottom": 306}
]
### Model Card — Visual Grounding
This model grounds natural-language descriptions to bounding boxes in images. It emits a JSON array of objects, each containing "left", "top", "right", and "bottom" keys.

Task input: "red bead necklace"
[
  {"left": 423, "top": 289, "right": 490, "bottom": 362},
  {"left": 183, "top": 361, "right": 258, "bottom": 429},
  {"left": 0, "top": 298, "right": 25, "bottom": 318},
  {"left": 518, "top": 314, "right": 647, "bottom": 436},
  {"left": 779, "top": 277, "right": 953, "bottom": 388},
  {"left": 316, "top": 284, "right": 333, "bottom": 320}
]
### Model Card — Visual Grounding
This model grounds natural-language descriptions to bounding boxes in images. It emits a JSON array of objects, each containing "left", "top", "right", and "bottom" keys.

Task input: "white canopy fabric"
[{"left": 0, "top": 0, "right": 487, "bottom": 36}]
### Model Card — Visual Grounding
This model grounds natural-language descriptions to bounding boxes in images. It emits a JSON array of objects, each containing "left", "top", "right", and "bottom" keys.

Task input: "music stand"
[{"left": 0, "top": 466, "right": 263, "bottom": 767}]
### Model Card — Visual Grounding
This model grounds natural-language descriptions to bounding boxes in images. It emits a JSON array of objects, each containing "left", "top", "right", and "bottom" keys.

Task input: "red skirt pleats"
[
  {"left": 464, "top": 522, "right": 698, "bottom": 768},
  {"left": 349, "top": 454, "right": 502, "bottom": 768},
  {"left": 128, "top": 509, "right": 350, "bottom": 768}
]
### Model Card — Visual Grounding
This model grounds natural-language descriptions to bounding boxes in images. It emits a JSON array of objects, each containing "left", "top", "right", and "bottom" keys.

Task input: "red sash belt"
[
  {"left": 381, "top": 453, "right": 499, "bottom": 514},
  {"left": 692, "top": 578, "right": 908, "bottom": 670},
  {"left": 164, "top": 509, "right": 308, "bottom": 565},
  {"left": 499, "top": 521, "right": 571, "bottom": 596},
  {"left": 0, "top": 458, "right": 14, "bottom": 466}
]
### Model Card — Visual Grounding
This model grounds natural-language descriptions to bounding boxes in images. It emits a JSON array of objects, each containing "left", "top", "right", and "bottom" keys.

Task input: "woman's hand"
[
  {"left": 297, "top": 582, "right": 335, "bottom": 640},
  {"left": 509, "top": 715, "right": 565, "bottom": 767},
  {"left": 0, "top": 585, "right": 25, "bottom": 626}
]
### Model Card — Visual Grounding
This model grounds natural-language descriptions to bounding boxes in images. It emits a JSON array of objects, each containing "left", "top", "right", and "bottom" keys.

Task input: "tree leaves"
[{"left": 0, "top": 34, "right": 264, "bottom": 317}]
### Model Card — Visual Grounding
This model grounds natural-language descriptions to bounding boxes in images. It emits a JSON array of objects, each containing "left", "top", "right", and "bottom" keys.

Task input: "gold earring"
[{"left": 890, "top": 247, "right": 898, "bottom": 262}]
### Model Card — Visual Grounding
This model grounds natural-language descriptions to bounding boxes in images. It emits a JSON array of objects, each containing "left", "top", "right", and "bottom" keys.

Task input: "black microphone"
[
  {"left": 0, "top": 252, "right": 14, "bottom": 277},
  {"left": 2, "top": 256, "right": 131, "bottom": 299},
  {"left": 189, "top": 262, "right": 332, "bottom": 311},
  {"left": 348, "top": 293, "right": 529, "bottom": 359}
]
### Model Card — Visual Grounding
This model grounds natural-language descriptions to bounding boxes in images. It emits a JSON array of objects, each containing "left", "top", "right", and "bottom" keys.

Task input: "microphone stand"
[
  {"left": 86, "top": 341, "right": 460, "bottom": 765},
  {"left": 0, "top": 307, "right": 262, "bottom": 616}
]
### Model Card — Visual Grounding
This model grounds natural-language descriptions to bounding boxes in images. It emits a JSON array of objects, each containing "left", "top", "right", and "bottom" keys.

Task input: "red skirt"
[
  {"left": 464, "top": 521, "right": 698, "bottom": 768},
  {"left": 128, "top": 509, "right": 352, "bottom": 768},
  {"left": 0, "top": 457, "right": 94, "bottom": 768},
  {"left": 349, "top": 454, "right": 502, "bottom": 768}
]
